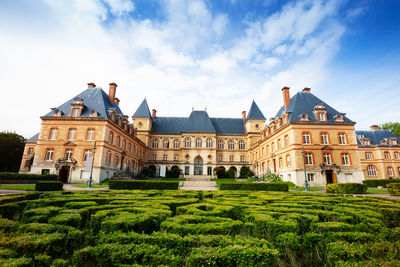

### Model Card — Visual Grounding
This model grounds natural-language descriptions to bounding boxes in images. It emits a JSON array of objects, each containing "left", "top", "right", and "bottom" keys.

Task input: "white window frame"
[
  {"left": 229, "top": 156, "right": 234, "bottom": 162},
  {"left": 49, "top": 128, "right": 57, "bottom": 140},
  {"left": 152, "top": 139, "right": 159, "bottom": 149},
  {"left": 195, "top": 138, "right": 202, "bottom": 148},
  {"left": 86, "top": 129, "right": 95, "bottom": 140},
  {"left": 305, "top": 153, "right": 313, "bottom": 165},
  {"left": 303, "top": 133, "right": 311, "bottom": 144},
  {"left": 152, "top": 154, "right": 156, "bottom": 161},
  {"left": 365, "top": 152, "right": 373, "bottom": 160},
  {"left": 83, "top": 149, "right": 91, "bottom": 162},
  {"left": 45, "top": 148, "right": 54, "bottom": 161},
  {"left": 321, "top": 133, "right": 329, "bottom": 145},
  {"left": 240, "top": 156, "right": 245, "bottom": 162},
  {"left": 218, "top": 140, "right": 224, "bottom": 150},
  {"left": 367, "top": 165, "right": 377, "bottom": 176},
  {"left": 72, "top": 108, "right": 80, "bottom": 117},
  {"left": 342, "top": 153, "right": 350, "bottom": 165},
  {"left": 67, "top": 129, "right": 76, "bottom": 141},
  {"left": 64, "top": 149, "right": 73, "bottom": 160},
  {"left": 163, "top": 154, "right": 167, "bottom": 161},
  {"left": 388, "top": 167, "right": 394, "bottom": 176},
  {"left": 163, "top": 139, "right": 169, "bottom": 149},
  {"left": 307, "top": 173, "right": 315, "bottom": 182},
  {"left": 228, "top": 140, "right": 234, "bottom": 150},
  {"left": 206, "top": 138, "right": 213, "bottom": 148},
  {"left": 238, "top": 140, "right": 245, "bottom": 150},
  {"left": 218, "top": 155, "right": 223, "bottom": 162},
  {"left": 174, "top": 139, "right": 180, "bottom": 149},
  {"left": 185, "top": 138, "right": 191, "bottom": 148},
  {"left": 339, "top": 133, "right": 347, "bottom": 144},
  {"left": 323, "top": 153, "right": 331, "bottom": 165}
]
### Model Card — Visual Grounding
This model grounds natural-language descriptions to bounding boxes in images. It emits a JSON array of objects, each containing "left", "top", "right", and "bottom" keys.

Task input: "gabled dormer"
[
  {"left": 53, "top": 109, "right": 63, "bottom": 117},
  {"left": 70, "top": 98, "right": 84, "bottom": 117},
  {"left": 334, "top": 114, "right": 344, "bottom": 122},
  {"left": 299, "top": 114, "right": 309, "bottom": 121},
  {"left": 314, "top": 103, "right": 327, "bottom": 122}
]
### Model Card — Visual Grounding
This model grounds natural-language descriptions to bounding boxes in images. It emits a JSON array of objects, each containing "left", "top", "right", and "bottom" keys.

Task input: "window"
[
  {"left": 64, "top": 149, "right": 73, "bottom": 160},
  {"left": 318, "top": 113, "right": 326, "bottom": 121},
  {"left": 321, "top": 133, "right": 329, "bottom": 145},
  {"left": 83, "top": 149, "right": 91, "bottom": 162},
  {"left": 305, "top": 153, "right": 313, "bottom": 165},
  {"left": 395, "top": 152, "right": 400, "bottom": 160},
  {"left": 323, "top": 153, "right": 332, "bottom": 165},
  {"left": 228, "top": 140, "right": 234, "bottom": 150},
  {"left": 218, "top": 155, "right": 223, "bottom": 162},
  {"left": 388, "top": 167, "right": 394, "bottom": 176},
  {"left": 45, "top": 148, "right": 54, "bottom": 161},
  {"left": 206, "top": 138, "right": 213, "bottom": 148},
  {"left": 106, "top": 151, "right": 111, "bottom": 165},
  {"left": 303, "top": 133, "right": 311, "bottom": 144},
  {"left": 384, "top": 152, "right": 390, "bottom": 159},
  {"left": 27, "top": 148, "right": 34, "bottom": 156},
  {"left": 240, "top": 156, "right": 245, "bottom": 162},
  {"left": 338, "top": 133, "right": 347, "bottom": 144},
  {"left": 195, "top": 138, "right": 202, "bottom": 148},
  {"left": 207, "top": 167, "right": 212, "bottom": 175},
  {"left": 113, "top": 155, "right": 118, "bottom": 167},
  {"left": 218, "top": 140, "right": 224, "bottom": 149},
  {"left": 262, "top": 148, "right": 265, "bottom": 156},
  {"left": 116, "top": 136, "right": 120, "bottom": 148},
  {"left": 152, "top": 139, "right": 159, "bottom": 149},
  {"left": 108, "top": 132, "right": 113, "bottom": 144},
  {"left": 122, "top": 140, "right": 126, "bottom": 151},
  {"left": 49, "top": 128, "right": 58, "bottom": 140},
  {"left": 279, "top": 157, "right": 283, "bottom": 168},
  {"left": 392, "top": 139, "right": 398, "bottom": 145},
  {"left": 286, "top": 155, "right": 291, "bottom": 167},
  {"left": 163, "top": 139, "right": 169, "bottom": 149},
  {"left": 185, "top": 138, "right": 191, "bottom": 148},
  {"left": 185, "top": 166, "right": 190, "bottom": 175},
  {"left": 229, "top": 156, "right": 234, "bottom": 162},
  {"left": 128, "top": 143, "right": 131, "bottom": 153},
  {"left": 342, "top": 153, "right": 350, "bottom": 165},
  {"left": 238, "top": 140, "right": 245, "bottom": 150},
  {"left": 86, "top": 129, "right": 95, "bottom": 140},
  {"left": 367, "top": 165, "right": 377, "bottom": 176},
  {"left": 174, "top": 139, "right": 180, "bottom": 149},
  {"left": 307, "top": 173, "right": 315, "bottom": 182},
  {"left": 174, "top": 155, "right": 178, "bottom": 161},
  {"left": 152, "top": 154, "right": 156, "bottom": 161},
  {"left": 365, "top": 152, "right": 373, "bottom": 160},
  {"left": 277, "top": 139, "right": 282, "bottom": 150},
  {"left": 271, "top": 142, "right": 275, "bottom": 152},
  {"left": 266, "top": 145, "right": 269, "bottom": 155},
  {"left": 163, "top": 154, "right": 167, "bottom": 161},
  {"left": 284, "top": 135, "right": 289, "bottom": 147},
  {"left": 71, "top": 108, "right": 80, "bottom": 117}
]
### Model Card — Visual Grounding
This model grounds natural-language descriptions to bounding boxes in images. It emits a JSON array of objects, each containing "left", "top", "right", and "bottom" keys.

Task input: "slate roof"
[
  {"left": 355, "top": 130, "right": 400, "bottom": 146},
  {"left": 247, "top": 101, "right": 266, "bottom": 120},
  {"left": 27, "top": 133, "right": 39, "bottom": 142},
  {"left": 42, "top": 87, "right": 123, "bottom": 118},
  {"left": 275, "top": 92, "right": 355, "bottom": 124},
  {"left": 133, "top": 99, "right": 152, "bottom": 118}
]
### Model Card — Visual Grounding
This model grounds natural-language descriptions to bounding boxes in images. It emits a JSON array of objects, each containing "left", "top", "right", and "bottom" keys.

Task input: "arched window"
[
  {"left": 367, "top": 165, "right": 377, "bottom": 176},
  {"left": 206, "top": 138, "right": 213, "bottom": 148},
  {"left": 108, "top": 132, "right": 113, "bottom": 145},
  {"left": 228, "top": 140, "right": 234, "bottom": 150},
  {"left": 122, "top": 140, "right": 126, "bottom": 151},
  {"left": 113, "top": 155, "right": 119, "bottom": 167},
  {"left": 163, "top": 138, "right": 169, "bottom": 149},
  {"left": 174, "top": 139, "right": 180, "bottom": 149},
  {"left": 238, "top": 140, "right": 245, "bottom": 150},
  {"left": 185, "top": 138, "right": 191, "bottom": 148},
  {"left": 116, "top": 136, "right": 120, "bottom": 148},
  {"left": 195, "top": 138, "right": 202, "bottom": 148},
  {"left": 106, "top": 150, "right": 111, "bottom": 165},
  {"left": 152, "top": 138, "right": 159, "bottom": 149},
  {"left": 218, "top": 140, "right": 224, "bottom": 150}
]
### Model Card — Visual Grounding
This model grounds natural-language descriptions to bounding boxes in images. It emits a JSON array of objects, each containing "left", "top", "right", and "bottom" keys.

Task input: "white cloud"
[{"left": 104, "top": 0, "right": 134, "bottom": 16}]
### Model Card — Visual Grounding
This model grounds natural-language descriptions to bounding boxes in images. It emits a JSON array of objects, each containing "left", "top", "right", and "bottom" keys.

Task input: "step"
[
  {"left": 182, "top": 181, "right": 217, "bottom": 187},
  {"left": 180, "top": 186, "right": 218, "bottom": 191},
  {"left": 186, "top": 177, "right": 210, "bottom": 181}
]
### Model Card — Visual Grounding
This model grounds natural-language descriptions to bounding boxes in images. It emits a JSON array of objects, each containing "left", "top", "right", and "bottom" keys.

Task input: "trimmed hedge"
[
  {"left": 108, "top": 180, "right": 179, "bottom": 190},
  {"left": 35, "top": 181, "right": 64, "bottom": 191},
  {"left": 326, "top": 183, "right": 367, "bottom": 194},
  {"left": 0, "top": 173, "right": 57, "bottom": 184},
  {"left": 362, "top": 179, "right": 400, "bottom": 188},
  {"left": 387, "top": 183, "right": 400, "bottom": 196},
  {"left": 219, "top": 182, "right": 288, "bottom": 191}
]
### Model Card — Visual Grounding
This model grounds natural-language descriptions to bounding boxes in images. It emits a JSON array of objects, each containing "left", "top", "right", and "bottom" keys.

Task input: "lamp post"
[
  {"left": 301, "top": 144, "right": 309, "bottom": 192},
  {"left": 88, "top": 141, "right": 97, "bottom": 188}
]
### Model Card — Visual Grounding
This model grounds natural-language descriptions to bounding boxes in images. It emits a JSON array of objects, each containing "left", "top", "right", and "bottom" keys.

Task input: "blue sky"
[{"left": 0, "top": 0, "right": 399, "bottom": 138}]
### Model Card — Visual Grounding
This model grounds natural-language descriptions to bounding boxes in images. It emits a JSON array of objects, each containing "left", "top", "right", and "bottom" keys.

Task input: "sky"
[{"left": 1, "top": 0, "right": 400, "bottom": 138}]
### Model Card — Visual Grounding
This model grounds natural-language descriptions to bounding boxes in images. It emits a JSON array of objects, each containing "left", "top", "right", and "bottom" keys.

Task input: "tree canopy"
[
  {"left": 0, "top": 131, "right": 26, "bottom": 172},
  {"left": 380, "top": 122, "right": 400, "bottom": 137}
]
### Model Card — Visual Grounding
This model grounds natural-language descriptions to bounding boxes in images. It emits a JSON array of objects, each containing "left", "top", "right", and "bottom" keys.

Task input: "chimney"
[
  {"left": 88, "top": 82, "right": 96, "bottom": 88},
  {"left": 370, "top": 125, "right": 379, "bottom": 131},
  {"left": 152, "top": 109, "right": 157, "bottom": 119},
  {"left": 282, "top": 87, "right": 290, "bottom": 109},
  {"left": 302, "top": 87, "right": 311, "bottom": 93},
  {"left": 109, "top": 83, "right": 117, "bottom": 105},
  {"left": 242, "top": 111, "right": 246, "bottom": 120},
  {"left": 114, "top": 97, "right": 120, "bottom": 105}
]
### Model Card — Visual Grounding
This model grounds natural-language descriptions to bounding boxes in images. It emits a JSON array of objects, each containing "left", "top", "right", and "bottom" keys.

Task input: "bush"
[
  {"left": 326, "top": 183, "right": 367, "bottom": 194},
  {"left": 0, "top": 172, "right": 57, "bottom": 184},
  {"left": 363, "top": 179, "right": 400, "bottom": 188},
  {"left": 216, "top": 169, "right": 228, "bottom": 178},
  {"left": 108, "top": 180, "right": 179, "bottom": 190},
  {"left": 239, "top": 166, "right": 254, "bottom": 178},
  {"left": 226, "top": 169, "right": 235, "bottom": 178},
  {"left": 387, "top": 183, "right": 400, "bottom": 196},
  {"left": 219, "top": 182, "right": 288, "bottom": 191},
  {"left": 35, "top": 181, "right": 63, "bottom": 191}
]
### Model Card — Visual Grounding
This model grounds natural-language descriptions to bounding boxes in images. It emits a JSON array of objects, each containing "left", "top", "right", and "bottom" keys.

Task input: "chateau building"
[{"left": 20, "top": 83, "right": 400, "bottom": 186}]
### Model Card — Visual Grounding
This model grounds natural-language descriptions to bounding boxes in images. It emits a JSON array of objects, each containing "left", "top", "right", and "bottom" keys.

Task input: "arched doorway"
[
  {"left": 214, "top": 166, "right": 226, "bottom": 178},
  {"left": 194, "top": 156, "right": 203, "bottom": 175}
]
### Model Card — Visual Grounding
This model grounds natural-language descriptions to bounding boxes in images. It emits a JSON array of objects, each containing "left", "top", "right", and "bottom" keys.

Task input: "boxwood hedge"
[
  {"left": 108, "top": 180, "right": 179, "bottom": 190},
  {"left": 326, "top": 183, "right": 367, "bottom": 194},
  {"left": 387, "top": 183, "right": 400, "bottom": 196},
  {"left": 363, "top": 179, "right": 400, "bottom": 188},
  {"left": 0, "top": 172, "right": 57, "bottom": 184},
  {"left": 219, "top": 182, "right": 288, "bottom": 191},
  {"left": 35, "top": 181, "right": 64, "bottom": 191}
]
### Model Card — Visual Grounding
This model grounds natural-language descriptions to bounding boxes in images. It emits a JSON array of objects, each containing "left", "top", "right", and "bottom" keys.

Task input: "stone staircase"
[{"left": 180, "top": 175, "right": 217, "bottom": 191}]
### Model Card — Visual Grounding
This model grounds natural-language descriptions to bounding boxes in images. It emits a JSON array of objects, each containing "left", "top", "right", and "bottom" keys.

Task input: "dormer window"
[
  {"left": 71, "top": 108, "right": 80, "bottom": 117},
  {"left": 318, "top": 113, "right": 326, "bottom": 121},
  {"left": 89, "top": 110, "right": 98, "bottom": 117},
  {"left": 300, "top": 114, "right": 309, "bottom": 121},
  {"left": 70, "top": 98, "right": 84, "bottom": 117},
  {"left": 314, "top": 104, "right": 327, "bottom": 121},
  {"left": 334, "top": 114, "right": 344, "bottom": 122},
  {"left": 53, "top": 109, "right": 63, "bottom": 117},
  {"left": 391, "top": 139, "right": 398, "bottom": 145},
  {"left": 361, "top": 138, "right": 371, "bottom": 146},
  {"left": 381, "top": 139, "right": 388, "bottom": 145}
]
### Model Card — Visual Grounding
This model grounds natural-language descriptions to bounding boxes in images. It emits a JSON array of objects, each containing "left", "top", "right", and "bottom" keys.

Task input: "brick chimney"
[
  {"left": 88, "top": 82, "right": 96, "bottom": 88},
  {"left": 302, "top": 87, "right": 311, "bottom": 93},
  {"left": 370, "top": 125, "right": 379, "bottom": 131},
  {"left": 242, "top": 111, "right": 246, "bottom": 120},
  {"left": 152, "top": 109, "right": 157, "bottom": 119},
  {"left": 114, "top": 97, "right": 120, "bottom": 105},
  {"left": 282, "top": 87, "right": 290, "bottom": 110},
  {"left": 109, "top": 83, "right": 117, "bottom": 105}
]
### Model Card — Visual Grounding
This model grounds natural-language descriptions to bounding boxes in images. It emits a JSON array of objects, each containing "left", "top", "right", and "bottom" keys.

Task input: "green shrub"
[
  {"left": 325, "top": 183, "right": 367, "bottom": 194},
  {"left": 108, "top": 180, "right": 179, "bottom": 190},
  {"left": 220, "top": 182, "right": 288, "bottom": 191},
  {"left": 0, "top": 172, "right": 57, "bottom": 183},
  {"left": 362, "top": 179, "right": 400, "bottom": 188},
  {"left": 387, "top": 183, "right": 400, "bottom": 196},
  {"left": 239, "top": 166, "right": 254, "bottom": 178},
  {"left": 35, "top": 181, "right": 63, "bottom": 191}
]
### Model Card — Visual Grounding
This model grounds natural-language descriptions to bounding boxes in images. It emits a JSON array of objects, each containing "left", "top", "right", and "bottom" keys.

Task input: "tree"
[
  {"left": 380, "top": 122, "right": 400, "bottom": 137},
  {"left": 239, "top": 166, "right": 253, "bottom": 178},
  {"left": 0, "top": 131, "right": 26, "bottom": 172}
]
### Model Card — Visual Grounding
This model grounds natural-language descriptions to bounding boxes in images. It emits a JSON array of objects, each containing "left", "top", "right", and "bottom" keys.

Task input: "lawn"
[
  {"left": 0, "top": 184, "right": 36, "bottom": 191},
  {"left": 70, "top": 184, "right": 108, "bottom": 188},
  {"left": 0, "top": 190, "right": 399, "bottom": 266},
  {"left": 366, "top": 188, "right": 389, "bottom": 194}
]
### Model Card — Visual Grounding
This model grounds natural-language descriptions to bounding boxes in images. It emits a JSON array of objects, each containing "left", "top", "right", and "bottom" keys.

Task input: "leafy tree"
[
  {"left": 380, "top": 122, "right": 400, "bottom": 137},
  {"left": 226, "top": 168, "right": 236, "bottom": 178},
  {"left": 239, "top": 166, "right": 254, "bottom": 178},
  {"left": 0, "top": 131, "right": 26, "bottom": 172}
]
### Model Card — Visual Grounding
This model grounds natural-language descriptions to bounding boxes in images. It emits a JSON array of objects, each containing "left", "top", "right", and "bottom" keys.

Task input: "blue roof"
[
  {"left": 133, "top": 99, "right": 152, "bottom": 118},
  {"left": 356, "top": 130, "right": 400, "bottom": 146},
  {"left": 275, "top": 92, "right": 355, "bottom": 124},
  {"left": 210, "top": 118, "right": 245, "bottom": 135},
  {"left": 43, "top": 87, "right": 123, "bottom": 118},
  {"left": 247, "top": 100, "right": 266, "bottom": 120},
  {"left": 27, "top": 133, "right": 39, "bottom": 142}
]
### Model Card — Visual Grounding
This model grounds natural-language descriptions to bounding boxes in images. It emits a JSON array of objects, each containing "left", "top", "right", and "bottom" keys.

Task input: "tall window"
[
  {"left": 122, "top": 140, "right": 126, "bottom": 151},
  {"left": 284, "top": 135, "right": 289, "bottom": 147},
  {"left": 229, "top": 156, "right": 234, "bottom": 162},
  {"left": 271, "top": 142, "right": 275, "bottom": 152},
  {"left": 71, "top": 108, "right": 80, "bottom": 117},
  {"left": 367, "top": 165, "right": 377, "bottom": 176},
  {"left": 64, "top": 149, "right": 73, "bottom": 160},
  {"left": 307, "top": 173, "right": 315, "bottom": 182},
  {"left": 106, "top": 151, "right": 111, "bottom": 165},
  {"left": 27, "top": 148, "right": 34, "bottom": 156},
  {"left": 83, "top": 149, "right": 91, "bottom": 162},
  {"left": 108, "top": 132, "right": 113, "bottom": 144},
  {"left": 228, "top": 140, "right": 234, "bottom": 150},
  {"left": 152, "top": 138, "right": 159, "bottom": 149},
  {"left": 185, "top": 138, "right": 191, "bottom": 148},
  {"left": 45, "top": 148, "right": 54, "bottom": 161},
  {"left": 384, "top": 152, "right": 390, "bottom": 159},
  {"left": 321, "top": 133, "right": 329, "bottom": 145},
  {"left": 49, "top": 128, "right": 58, "bottom": 140},
  {"left": 163, "top": 139, "right": 169, "bottom": 149},
  {"left": 277, "top": 139, "right": 282, "bottom": 150},
  {"left": 174, "top": 155, "right": 178, "bottom": 161},
  {"left": 262, "top": 147, "right": 265, "bottom": 156},
  {"left": 286, "top": 155, "right": 291, "bottom": 167},
  {"left": 163, "top": 154, "right": 167, "bottom": 161},
  {"left": 323, "top": 153, "right": 332, "bottom": 165},
  {"left": 240, "top": 156, "right": 245, "bottom": 162},
  {"left": 238, "top": 140, "right": 245, "bottom": 150},
  {"left": 305, "top": 153, "right": 313, "bottom": 165},
  {"left": 174, "top": 139, "right": 180, "bottom": 149},
  {"left": 279, "top": 157, "right": 283, "bottom": 168},
  {"left": 206, "top": 138, "right": 213, "bottom": 148},
  {"left": 395, "top": 152, "right": 400, "bottom": 160},
  {"left": 195, "top": 138, "right": 202, "bottom": 148},
  {"left": 338, "top": 133, "right": 347, "bottom": 144},
  {"left": 318, "top": 113, "right": 326, "bottom": 121},
  {"left": 303, "top": 133, "right": 311, "bottom": 144},
  {"left": 388, "top": 167, "right": 394, "bottom": 176},
  {"left": 86, "top": 129, "right": 95, "bottom": 140},
  {"left": 218, "top": 140, "right": 224, "bottom": 149},
  {"left": 115, "top": 136, "right": 120, "bottom": 148},
  {"left": 365, "top": 152, "right": 373, "bottom": 160},
  {"left": 128, "top": 143, "right": 131, "bottom": 153},
  {"left": 113, "top": 155, "right": 118, "bottom": 167},
  {"left": 152, "top": 154, "right": 156, "bottom": 161},
  {"left": 341, "top": 153, "right": 350, "bottom": 165},
  {"left": 218, "top": 155, "right": 223, "bottom": 162},
  {"left": 67, "top": 129, "right": 76, "bottom": 140}
]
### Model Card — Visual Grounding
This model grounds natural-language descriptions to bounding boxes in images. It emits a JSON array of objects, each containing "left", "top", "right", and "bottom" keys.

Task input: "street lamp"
[
  {"left": 301, "top": 144, "right": 309, "bottom": 192},
  {"left": 88, "top": 141, "right": 97, "bottom": 188}
]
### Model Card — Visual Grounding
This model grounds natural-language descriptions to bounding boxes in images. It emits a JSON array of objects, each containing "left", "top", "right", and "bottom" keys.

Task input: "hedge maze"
[{"left": 0, "top": 190, "right": 399, "bottom": 266}]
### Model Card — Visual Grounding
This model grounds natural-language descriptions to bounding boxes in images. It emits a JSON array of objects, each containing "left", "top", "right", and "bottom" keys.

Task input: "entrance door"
[
  {"left": 58, "top": 166, "right": 70, "bottom": 183},
  {"left": 194, "top": 156, "right": 203, "bottom": 175},
  {"left": 326, "top": 170, "right": 333, "bottom": 184}
]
